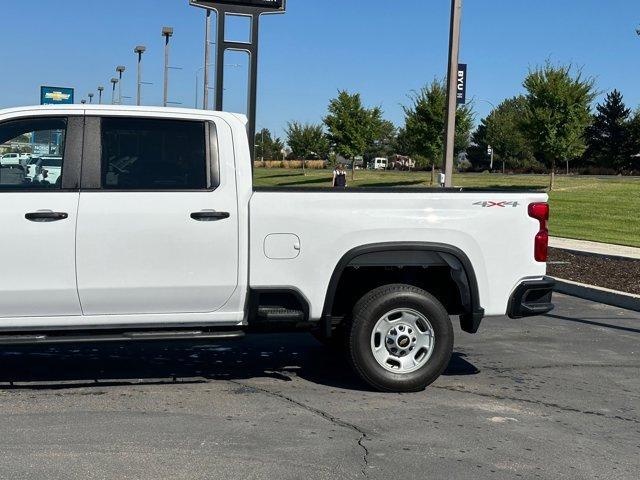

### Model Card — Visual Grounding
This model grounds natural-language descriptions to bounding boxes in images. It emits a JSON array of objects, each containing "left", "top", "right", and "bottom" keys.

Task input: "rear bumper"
[{"left": 508, "top": 277, "right": 555, "bottom": 319}]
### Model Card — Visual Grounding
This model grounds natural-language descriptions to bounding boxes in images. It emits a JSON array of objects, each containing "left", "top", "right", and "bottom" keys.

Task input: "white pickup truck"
[{"left": 0, "top": 105, "right": 554, "bottom": 392}]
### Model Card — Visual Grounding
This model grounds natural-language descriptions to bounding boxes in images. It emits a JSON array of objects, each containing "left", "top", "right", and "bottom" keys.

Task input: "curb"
[
  {"left": 554, "top": 278, "right": 640, "bottom": 312},
  {"left": 551, "top": 247, "right": 640, "bottom": 262},
  {"left": 549, "top": 237, "right": 640, "bottom": 261}
]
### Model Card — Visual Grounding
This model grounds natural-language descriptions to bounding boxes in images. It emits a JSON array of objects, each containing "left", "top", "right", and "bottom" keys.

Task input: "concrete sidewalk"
[{"left": 550, "top": 236, "right": 640, "bottom": 260}]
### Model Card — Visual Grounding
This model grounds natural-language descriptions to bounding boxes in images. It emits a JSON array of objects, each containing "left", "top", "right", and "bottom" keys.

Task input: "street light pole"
[
  {"left": 443, "top": 0, "right": 463, "bottom": 188},
  {"left": 203, "top": 10, "right": 212, "bottom": 109},
  {"left": 134, "top": 46, "right": 146, "bottom": 106},
  {"left": 116, "top": 66, "right": 126, "bottom": 105},
  {"left": 110, "top": 78, "right": 119, "bottom": 105},
  {"left": 162, "top": 27, "right": 174, "bottom": 108},
  {"left": 97, "top": 86, "right": 104, "bottom": 104},
  {"left": 88, "top": 93, "right": 94, "bottom": 104}
]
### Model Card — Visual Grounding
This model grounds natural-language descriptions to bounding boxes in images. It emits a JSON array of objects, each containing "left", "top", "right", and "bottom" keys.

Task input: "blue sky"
[{"left": 0, "top": 0, "right": 639, "bottom": 138}]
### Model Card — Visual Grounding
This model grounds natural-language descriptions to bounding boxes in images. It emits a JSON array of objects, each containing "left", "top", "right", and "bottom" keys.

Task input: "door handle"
[
  {"left": 190, "top": 210, "right": 230, "bottom": 222},
  {"left": 25, "top": 211, "right": 68, "bottom": 222}
]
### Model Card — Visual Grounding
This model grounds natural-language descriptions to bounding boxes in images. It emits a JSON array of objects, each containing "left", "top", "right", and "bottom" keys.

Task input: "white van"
[{"left": 371, "top": 157, "right": 388, "bottom": 170}]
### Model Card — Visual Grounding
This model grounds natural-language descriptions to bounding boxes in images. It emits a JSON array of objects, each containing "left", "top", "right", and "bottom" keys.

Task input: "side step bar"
[
  {"left": 0, "top": 329, "right": 245, "bottom": 346},
  {"left": 256, "top": 306, "right": 305, "bottom": 322}
]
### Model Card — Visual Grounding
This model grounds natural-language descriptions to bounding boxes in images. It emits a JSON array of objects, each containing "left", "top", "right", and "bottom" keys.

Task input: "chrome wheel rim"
[{"left": 370, "top": 308, "right": 435, "bottom": 374}]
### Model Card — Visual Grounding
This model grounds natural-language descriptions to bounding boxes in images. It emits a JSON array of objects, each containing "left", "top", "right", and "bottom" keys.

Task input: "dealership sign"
[
  {"left": 40, "top": 86, "right": 74, "bottom": 105},
  {"left": 189, "top": 0, "right": 285, "bottom": 11}
]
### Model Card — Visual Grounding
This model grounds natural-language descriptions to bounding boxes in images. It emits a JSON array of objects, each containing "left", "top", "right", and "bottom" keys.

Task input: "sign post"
[
  {"left": 189, "top": 0, "right": 286, "bottom": 162},
  {"left": 443, "top": 0, "right": 463, "bottom": 188}
]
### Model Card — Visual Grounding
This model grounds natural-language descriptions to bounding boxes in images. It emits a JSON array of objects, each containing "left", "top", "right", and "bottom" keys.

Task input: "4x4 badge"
[{"left": 473, "top": 201, "right": 520, "bottom": 208}]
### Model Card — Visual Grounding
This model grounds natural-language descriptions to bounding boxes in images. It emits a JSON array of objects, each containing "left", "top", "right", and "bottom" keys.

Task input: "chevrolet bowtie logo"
[{"left": 45, "top": 91, "right": 71, "bottom": 102}]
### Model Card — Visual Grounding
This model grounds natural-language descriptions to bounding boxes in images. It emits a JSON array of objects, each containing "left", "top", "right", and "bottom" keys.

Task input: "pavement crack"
[
  {"left": 434, "top": 385, "right": 640, "bottom": 425},
  {"left": 228, "top": 380, "right": 370, "bottom": 476}
]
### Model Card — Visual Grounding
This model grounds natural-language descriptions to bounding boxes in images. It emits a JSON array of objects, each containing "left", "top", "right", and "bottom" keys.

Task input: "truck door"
[
  {"left": 0, "top": 115, "right": 82, "bottom": 318},
  {"left": 75, "top": 116, "right": 238, "bottom": 316}
]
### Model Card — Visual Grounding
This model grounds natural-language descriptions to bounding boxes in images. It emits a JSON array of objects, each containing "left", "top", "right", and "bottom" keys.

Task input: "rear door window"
[{"left": 100, "top": 117, "right": 207, "bottom": 190}]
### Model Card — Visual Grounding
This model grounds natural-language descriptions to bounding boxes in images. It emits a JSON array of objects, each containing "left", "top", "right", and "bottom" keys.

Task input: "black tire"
[{"left": 348, "top": 284, "right": 454, "bottom": 392}]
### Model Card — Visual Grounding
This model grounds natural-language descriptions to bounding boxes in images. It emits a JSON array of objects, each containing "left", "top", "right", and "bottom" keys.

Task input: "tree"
[
  {"left": 485, "top": 96, "right": 536, "bottom": 170},
  {"left": 255, "top": 128, "right": 285, "bottom": 161},
  {"left": 285, "top": 122, "right": 330, "bottom": 160},
  {"left": 628, "top": 109, "right": 640, "bottom": 173},
  {"left": 585, "top": 90, "right": 633, "bottom": 173},
  {"left": 364, "top": 119, "right": 397, "bottom": 162},
  {"left": 400, "top": 79, "right": 474, "bottom": 169},
  {"left": 466, "top": 122, "right": 490, "bottom": 171},
  {"left": 523, "top": 63, "right": 596, "bottom": 189},
  {"left": 324, "top": 91, "right": 387, "bottom": 178}
]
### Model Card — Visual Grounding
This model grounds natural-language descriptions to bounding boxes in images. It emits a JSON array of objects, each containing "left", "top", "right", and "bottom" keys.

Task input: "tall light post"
[
  {"left": 116, "top": 66, "right": 126, "bottom": 104},
  {"left": 162, "top": 27, "right": 174, "bottom": 108},
  {"left": 97, "top": 86, "right": 104, "bottom": 104},
  {"left": 195, "top": 63, "right": 240, "bottom": 109},
  {"left": 88, "top": 93, "right": 94, "bottom": 104},
  {"left": 110, "top": 78, "right": 119, "bottom": 105},
  {"left": 134, "top": 45, "right": 146, "bottom": 106},
  {"left": 195, "top": 64, "right": 214, "bottom": 109},
  {"left": 203, "top": 10, "right": 212, "bottom": 109},
  {"left": 443, "top": 0, "right": 463, "bottom": 188}
]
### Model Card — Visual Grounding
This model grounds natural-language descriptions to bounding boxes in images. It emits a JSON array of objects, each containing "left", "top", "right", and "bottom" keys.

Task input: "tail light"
[{"left": 528, "top": 203, "right": 549, "bottom": 262}]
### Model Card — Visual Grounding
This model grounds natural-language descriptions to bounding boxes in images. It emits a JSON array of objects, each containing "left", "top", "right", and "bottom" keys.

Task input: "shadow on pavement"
[
  {"left": 544, "top": 313, "right": 640, "bottom": 334},
  {"left": 0, "top": 333, "right": 479, "bottom": 391}
]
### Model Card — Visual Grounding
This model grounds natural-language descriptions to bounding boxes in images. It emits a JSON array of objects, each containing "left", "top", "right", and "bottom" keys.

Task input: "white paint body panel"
[
  {"left": 0, "top": 193, "right": 81, "bottom": 318},
  {"left": 249, "top": 191, "right": 548, "bottom": 318},
  {"left": 75, "top": 191, "right": 239, "bottom": 315}
]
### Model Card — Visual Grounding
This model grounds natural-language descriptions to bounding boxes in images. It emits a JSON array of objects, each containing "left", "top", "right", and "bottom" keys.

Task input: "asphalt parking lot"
[{"left": 0, "top": 294, "right": 638, "bottom": 480}]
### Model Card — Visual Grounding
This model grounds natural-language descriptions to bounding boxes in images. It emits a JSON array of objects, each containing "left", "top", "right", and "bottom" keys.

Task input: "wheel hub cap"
[{"left": 371, "top": 308, "right": 435, "bottom": 374}]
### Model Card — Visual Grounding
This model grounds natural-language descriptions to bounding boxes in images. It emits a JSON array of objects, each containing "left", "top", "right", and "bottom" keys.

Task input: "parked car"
[
  {"left": 0, "top": 105, "right": 555, "bottom": 392},
  {"left": 0, "top": 152, "right": 22, "bottom": 166},
  {"left": 370, "top": 157, "right": 388, "bottom": 170}
]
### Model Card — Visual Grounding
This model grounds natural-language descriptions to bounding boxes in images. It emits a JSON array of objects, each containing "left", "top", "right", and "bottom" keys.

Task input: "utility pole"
[
  {"left": 110, "top": 78, "right": 119, "bottom": 105},
  {"left": 488, "top": 145, "right": 494, "bottom": 170},
  {"left": 162, "top": 27, "right": 174, "bottom": 107},
  {"left": 97, "top": 86, "right": 104, "bottom": 104},
  {"left": 443, "top": 0, "right": 463, "bottom": 188},
  {"left": 134, "top": 46, "right": 146, "bottom": 106},
  {"left": 116, "top": 66, "right": 126, "bottom": 105},
  {"left": 203, "top": 10, "right": 212, "bottom": 109}
]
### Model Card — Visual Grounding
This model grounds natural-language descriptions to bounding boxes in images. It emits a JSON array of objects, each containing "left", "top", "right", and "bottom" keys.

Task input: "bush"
[
  {"left": 457, "top": 158, "right": 473, "bottom": 172},
  {"left": 253, "top": 160, "right": 327, "bottom": 170},
  {"left": 305, "top": 160, "right": 327, "bottom": 169},
  {"left": 576, "top": 166, "right": 618, "bottom": 176},
  {"left": 412, "top": 155, "right": 432, "bottom": 171}
]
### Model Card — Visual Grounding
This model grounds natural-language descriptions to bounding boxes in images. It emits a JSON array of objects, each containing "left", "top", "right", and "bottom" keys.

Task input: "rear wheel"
[{"left": 348, "top": 284, "right": 453, "bottom": 392}]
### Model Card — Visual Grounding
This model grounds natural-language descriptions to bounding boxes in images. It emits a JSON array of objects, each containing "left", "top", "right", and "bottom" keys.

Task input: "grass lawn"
[{"left": 254, "top": 169, "right": 640, "bottom": 248}]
